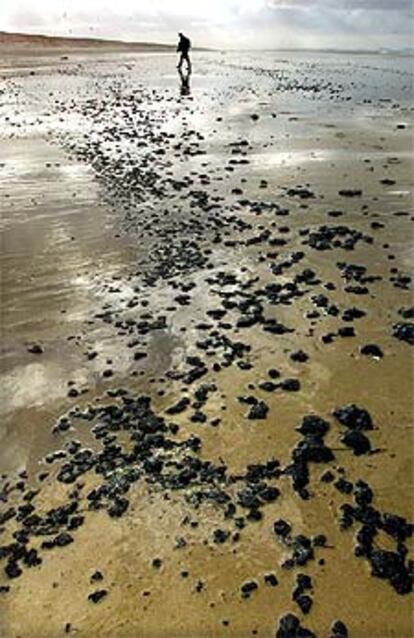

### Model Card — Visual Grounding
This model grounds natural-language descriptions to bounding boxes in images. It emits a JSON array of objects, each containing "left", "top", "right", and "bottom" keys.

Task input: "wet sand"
[{"left": 0, "top": 49, "right": 413, "bottom": 637}]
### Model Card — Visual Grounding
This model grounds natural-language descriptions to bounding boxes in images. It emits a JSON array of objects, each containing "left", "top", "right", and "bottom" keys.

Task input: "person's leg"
[
  {"left": 177, "top": 53, "right": 184, "bottom": 69},
  {"left": 186, "top": 53, "right": 192, "bottom": 73}
]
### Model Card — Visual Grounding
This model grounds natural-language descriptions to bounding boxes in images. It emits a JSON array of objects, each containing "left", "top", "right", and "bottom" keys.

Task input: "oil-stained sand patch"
[{"left": 0, "top": 50, "right": 413, "bottom": 637}]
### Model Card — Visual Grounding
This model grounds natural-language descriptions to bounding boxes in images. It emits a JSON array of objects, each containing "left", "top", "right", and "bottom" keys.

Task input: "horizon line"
[{"left": 1, "top": 30, "right": 413, "bottom": 55}]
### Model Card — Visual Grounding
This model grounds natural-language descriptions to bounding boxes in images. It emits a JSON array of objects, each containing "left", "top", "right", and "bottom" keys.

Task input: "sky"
[{"left": 0, "top": 0, "right": 413, "bottom": 50}]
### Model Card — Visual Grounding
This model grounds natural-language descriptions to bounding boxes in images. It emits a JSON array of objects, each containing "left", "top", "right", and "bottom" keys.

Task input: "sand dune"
[{"left": 0, "top": 30, "right": 176, "bottom": 52}]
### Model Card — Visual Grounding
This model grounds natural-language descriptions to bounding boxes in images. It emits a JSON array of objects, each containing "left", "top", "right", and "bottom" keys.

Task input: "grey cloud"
[
  {"left": 3, "top": 0, "right": 413, "bottom": 50},
  {"left": 268, "top": 0, "right": 413, "bottom": 10},
  {"left": 258, "top": 1, "right": 414, "bottom": 38}
]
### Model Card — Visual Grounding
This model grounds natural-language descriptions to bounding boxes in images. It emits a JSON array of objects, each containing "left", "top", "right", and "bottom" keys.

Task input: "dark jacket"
[{"left": 177, "top": 35, "right": 191, "bottom": 54}]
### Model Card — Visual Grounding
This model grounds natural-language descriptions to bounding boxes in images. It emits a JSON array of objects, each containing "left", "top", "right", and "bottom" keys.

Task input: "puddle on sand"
[{"left": 0, "top": 135, "right": 144, "bottom": 473}]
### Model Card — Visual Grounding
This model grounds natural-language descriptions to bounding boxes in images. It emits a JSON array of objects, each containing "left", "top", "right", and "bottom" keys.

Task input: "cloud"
[
  {"left": 0, "top": 0, "right": 412, "bottom": 49},
  {"left": 267, "top": 0, "right": 413, "bottom": 10}
]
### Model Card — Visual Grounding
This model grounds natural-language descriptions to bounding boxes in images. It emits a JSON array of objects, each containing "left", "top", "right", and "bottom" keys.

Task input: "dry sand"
[{"left": 0, "top": 45, "right": 413, "bottom": 637}]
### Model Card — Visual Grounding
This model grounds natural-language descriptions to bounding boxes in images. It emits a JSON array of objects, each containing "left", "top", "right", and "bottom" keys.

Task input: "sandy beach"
[{"left": 0, "top": 45, "right": 413, "bottom": 637}]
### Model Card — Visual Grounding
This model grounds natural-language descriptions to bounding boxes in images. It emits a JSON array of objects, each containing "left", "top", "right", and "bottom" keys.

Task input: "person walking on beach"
[{"left": 177, "top": 32, "right": 192, "bottom": 73}]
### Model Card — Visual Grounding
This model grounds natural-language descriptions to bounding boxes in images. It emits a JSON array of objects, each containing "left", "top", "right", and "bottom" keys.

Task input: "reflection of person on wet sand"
[
  {"left": 178, "top": 68, "right": 191, "bottom": 96},
  {"left": 177, "top": 32, "right": 192, "bottom": 72}
]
